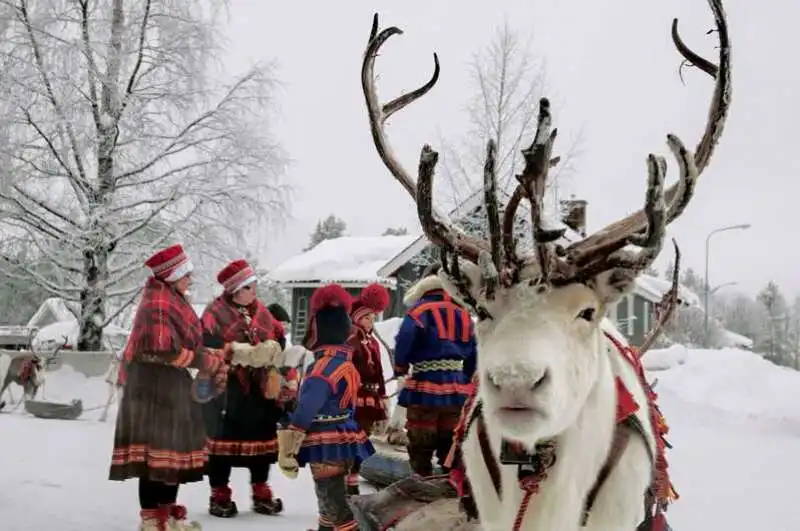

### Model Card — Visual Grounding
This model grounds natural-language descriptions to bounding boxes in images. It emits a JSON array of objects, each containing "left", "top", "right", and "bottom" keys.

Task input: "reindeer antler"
[
  {"left": 362, "top": 14, "right": 494, "bottom": 306},
  {"left": 362, "top": 0, "right": 731, "bottom": 303},
  {"left": 553, "top": 0, "right": 731, "bottom": 284},
  {"left": 638, "top": 239, "right": 682, "bottom": 355}
]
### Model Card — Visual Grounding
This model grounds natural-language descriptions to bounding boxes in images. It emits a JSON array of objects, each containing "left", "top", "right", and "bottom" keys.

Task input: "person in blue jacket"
[
  {"left": 276, "top": 283, "right": 375, "bottom": 531},
  {"left": 393, "top": 265, "right": 477, "bottom": 477}
]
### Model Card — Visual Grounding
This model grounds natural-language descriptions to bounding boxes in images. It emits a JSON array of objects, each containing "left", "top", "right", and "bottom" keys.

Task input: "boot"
[
  {"left": 346, "top": 473, "right": 360, "bottom": 496},
  {"left": 252, "top": 482, "right": 283, "bottom": 515},
  {"left": 307, "top": 515, "right": 334, "bottom": 531},
  {"left": 166, "top": 504, "right": 201, "bottom": 530},
  {"left": 208, "top": 485, "right": 238, "bottom": 518},
  {"left": 139, "top": 508, "right": 169, "bottom": 531}
]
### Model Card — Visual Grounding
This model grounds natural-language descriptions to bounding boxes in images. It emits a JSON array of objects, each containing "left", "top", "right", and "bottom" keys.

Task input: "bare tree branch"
[{"left": 0, "top": 0, "right": 290, "bottom": 350}]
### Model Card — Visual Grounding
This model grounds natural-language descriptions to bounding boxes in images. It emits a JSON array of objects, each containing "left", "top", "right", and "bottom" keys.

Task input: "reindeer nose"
[{"left": 486, "top": 367, "right": 550, "bottom": 393}]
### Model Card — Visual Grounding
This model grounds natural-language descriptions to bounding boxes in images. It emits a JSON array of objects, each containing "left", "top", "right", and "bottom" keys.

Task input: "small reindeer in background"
[{"left": 0, "top": 333, "right": 68, "bottom": 409}]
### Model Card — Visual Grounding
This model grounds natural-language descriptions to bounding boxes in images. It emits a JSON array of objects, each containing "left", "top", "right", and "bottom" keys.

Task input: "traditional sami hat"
[
  {"left": 217, "top": 259, "right": 257, "bottom": 293},
  {"left": 304, "top": 284, "right": 353, "bottom": 348},
  {"left": 351, "top": 283, "right": 390, "bottom": 323},
  {"left": 145, "top": 244, "right": 193, "bottom": 282}
]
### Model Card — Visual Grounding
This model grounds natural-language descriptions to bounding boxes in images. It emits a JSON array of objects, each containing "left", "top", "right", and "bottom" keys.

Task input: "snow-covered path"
[
  {"left": 0, "top": 413, "right": 322, "bottom": 530},
  {"left": 3, "top": 344, "right": 800, "bottom": 530},
  {"left": 2, "top": 391, "right": 799, "bottom": 530},
  {"left": 659, "top": 388, "right": 800, "bottom": 530}
]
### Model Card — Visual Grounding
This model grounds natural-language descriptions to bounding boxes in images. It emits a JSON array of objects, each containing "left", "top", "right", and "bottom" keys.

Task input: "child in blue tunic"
[
  {"left": 277, "top": 283, "right": 375, "bottom": 531},
  {"left": 393, "top": 268, "right": 477, "bottom": 477}
]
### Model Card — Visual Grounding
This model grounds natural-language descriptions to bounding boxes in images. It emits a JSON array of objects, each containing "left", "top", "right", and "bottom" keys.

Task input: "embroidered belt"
[
  {"left": 134, "top": 353, "right": 180, "bottom": 367},
  {"left": 361, "top": 383, "right": 380, "bottom": 392},
  {"left": 412, "top": 359, "right": 464, "bottom": 373},
  {"left": 312, "top": 414, "right": 349, "bottom": 423}
]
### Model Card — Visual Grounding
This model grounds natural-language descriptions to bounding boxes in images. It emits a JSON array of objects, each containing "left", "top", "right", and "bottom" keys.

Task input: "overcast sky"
[{"left": 220, "top": 0, "right": 797, "bottom": 298}]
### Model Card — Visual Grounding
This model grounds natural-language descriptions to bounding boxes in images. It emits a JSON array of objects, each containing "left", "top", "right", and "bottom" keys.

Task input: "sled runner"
[
  {"left": 24, "top": 398, "right": 83, "bottom": 420},
  {"left": 360, "top": 434, "right": 444, "bottom": 488}
]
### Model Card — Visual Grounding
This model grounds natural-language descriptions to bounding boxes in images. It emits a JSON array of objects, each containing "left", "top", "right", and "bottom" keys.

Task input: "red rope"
[{"left": 512, "top": 473, "right": 547, "bottom": 531}]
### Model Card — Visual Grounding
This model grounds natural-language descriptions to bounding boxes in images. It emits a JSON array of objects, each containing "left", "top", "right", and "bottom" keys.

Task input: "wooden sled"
[
  {"left": 350, "top": 474, "right": 476, "bottom": 531},
  {"left": 24, "top": 399, "right": 83, "bottom": 420},
  {"left": 361, "top": 434, "right": 443, "bottom": 488}
]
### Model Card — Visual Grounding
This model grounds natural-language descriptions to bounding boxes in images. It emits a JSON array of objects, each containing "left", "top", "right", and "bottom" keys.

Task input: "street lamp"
[
  {"left": 709, "top": 281, "right": 738, "bottom": 296},
  {"left": 704, "top": 224, "right": 751, "bottom": 346}
]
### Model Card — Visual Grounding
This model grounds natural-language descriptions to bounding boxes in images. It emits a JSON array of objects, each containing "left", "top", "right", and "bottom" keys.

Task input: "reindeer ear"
[
  {"left": 437, "top": 260, "right": 482, "bottom": 308},
  {"left": 589, "top": 268, "right": 638, "bottom": 305}
]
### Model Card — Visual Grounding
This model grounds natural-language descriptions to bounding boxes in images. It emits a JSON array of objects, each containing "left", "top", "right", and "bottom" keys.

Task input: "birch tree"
[
  {"left": 440, "top": 21, "right": 583, "bottom": 208},
  {"left": 0, "top": 0, "right": 289, "bottom": 350}
]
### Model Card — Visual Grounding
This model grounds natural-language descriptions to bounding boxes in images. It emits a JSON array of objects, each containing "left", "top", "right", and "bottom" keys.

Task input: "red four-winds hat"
[
  {"left": 145, "top": 244, "right": 193, "bottom": 282},
  {"left": 351, "top": 283, "right": 390, "bottom": 323},
  {"left": 217, "top": 259, "right": 258, "bottom": 293}
]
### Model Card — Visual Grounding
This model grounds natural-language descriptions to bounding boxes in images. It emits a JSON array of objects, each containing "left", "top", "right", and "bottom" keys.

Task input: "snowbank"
[
  {"left": 34, "top": 320, "right": 129, "bottom": 351},
  {"left": 642, "top": 344, "right": 688, "bottom": 371},
  {"left": 651, "top": 346, "right": 800, "bottom": 423}
]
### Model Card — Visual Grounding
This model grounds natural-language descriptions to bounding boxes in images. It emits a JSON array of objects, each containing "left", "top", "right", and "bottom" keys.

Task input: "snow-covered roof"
[
  {"left": 271, "top": 235, "right": 418, "bottom": 287},
  {"left": 718, "top": 328, "right": 754, "bottom": 350},
  {"left": 634, "top": 274, "right": 700, "bottom": 308},
  {"left": 26, "top": 297, "right": 78, "bottom": 328},
  {"left": 378, "top": 188, "right": 570, "bottom": 278}
]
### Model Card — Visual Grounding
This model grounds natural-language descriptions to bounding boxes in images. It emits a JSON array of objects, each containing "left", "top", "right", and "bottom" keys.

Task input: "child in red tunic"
[{"left": 345, "top": 283, "right": 391, "bottom": 494}]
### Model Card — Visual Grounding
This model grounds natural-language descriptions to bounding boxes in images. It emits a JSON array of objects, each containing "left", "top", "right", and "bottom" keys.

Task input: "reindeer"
[
  {"left": 358, "top": 1, "right": 731, "bottom": 529},
  {"left": 0, "top": 332, "right": 69, "bottom": 408}
]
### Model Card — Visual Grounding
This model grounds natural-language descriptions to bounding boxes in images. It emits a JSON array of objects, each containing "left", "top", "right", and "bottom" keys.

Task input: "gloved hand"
[
  {"left": 277, "top": 428, "right": 305, "bottom": 479},
  {"left": 255, "top": 339, "right": 283, "bottom": 367},
  {"left": 229, "top": 342, "right": 259, "bottom": 367}
]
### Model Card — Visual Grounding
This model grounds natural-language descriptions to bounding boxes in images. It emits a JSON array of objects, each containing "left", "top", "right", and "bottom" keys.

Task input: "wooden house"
[{"left": 271, "top": 192, "right": 699, "bottom": 347}]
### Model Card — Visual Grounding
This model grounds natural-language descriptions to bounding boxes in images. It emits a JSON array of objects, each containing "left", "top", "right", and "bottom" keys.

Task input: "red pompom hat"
[
  {"left": 145, "top": 244, "right": 193, "bottom": 282},
  {"left": 217, "top": 259, "right": 258, "bottom": 293},
  {"left": 304, "top": 284, "right": 353, "bottom": 349},
  {"left": 351, "top": 283, "right": 390, "bottom": 324}
]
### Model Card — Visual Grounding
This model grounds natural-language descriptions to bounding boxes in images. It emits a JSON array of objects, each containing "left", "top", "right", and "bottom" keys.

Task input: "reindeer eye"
[{"left": 577, "top": 308, "right": 596, "bottom": 322}]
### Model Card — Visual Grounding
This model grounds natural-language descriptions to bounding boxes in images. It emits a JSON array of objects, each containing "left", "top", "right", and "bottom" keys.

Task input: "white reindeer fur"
[{"left": 395, "top": 265, "right": 657, "bottom": 531}]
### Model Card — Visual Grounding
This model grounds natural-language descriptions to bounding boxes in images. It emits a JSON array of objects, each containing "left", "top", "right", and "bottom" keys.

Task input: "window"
[{"left": 614, "top": 294, "right": 636, "bottom": 336}]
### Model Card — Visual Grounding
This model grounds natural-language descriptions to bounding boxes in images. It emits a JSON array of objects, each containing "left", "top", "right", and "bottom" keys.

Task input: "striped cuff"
[{"left": 172, "top": 348, "right": 195, "bottom": 368}]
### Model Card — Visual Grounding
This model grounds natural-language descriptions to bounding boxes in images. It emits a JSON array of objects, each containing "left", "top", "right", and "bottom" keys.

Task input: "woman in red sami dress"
[{"left": 110, "top": 244, "right": 228, "bottom": 531}]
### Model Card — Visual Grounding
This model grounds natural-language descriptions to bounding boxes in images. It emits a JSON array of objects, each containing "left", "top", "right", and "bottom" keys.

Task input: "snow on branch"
[{"left": 0, "top": 0, "right": 290, "bottom": 348}]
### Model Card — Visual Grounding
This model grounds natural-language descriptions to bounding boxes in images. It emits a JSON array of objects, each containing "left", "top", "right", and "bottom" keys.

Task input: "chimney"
[{"left": 560, "top": 197, "right": 587, "bottom": 237}]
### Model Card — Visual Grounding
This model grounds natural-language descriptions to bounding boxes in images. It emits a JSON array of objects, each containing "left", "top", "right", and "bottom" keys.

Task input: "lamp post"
[
  {"left": 704, "top": 224, "right": 751, "bottom": 346},
  {"left": 709, "top": 281, "right": 737, "bottom": 296}
]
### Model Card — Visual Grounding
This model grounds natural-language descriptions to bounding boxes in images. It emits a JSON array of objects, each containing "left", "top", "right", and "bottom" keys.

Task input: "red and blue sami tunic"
[
  {"left": 393, "top": 289, "right": 477, "bottom": 408},
  {"left": 287, "top": 345, "right": 375, "bottom": 466}
]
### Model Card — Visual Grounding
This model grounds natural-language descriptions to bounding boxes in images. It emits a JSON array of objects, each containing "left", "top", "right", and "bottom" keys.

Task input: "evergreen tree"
[
  {"left": 756, "top": 281, "right": 790, "bottom": 365},
  {"left": 305, "top": 215, "right": 347, "bottom": 251}
]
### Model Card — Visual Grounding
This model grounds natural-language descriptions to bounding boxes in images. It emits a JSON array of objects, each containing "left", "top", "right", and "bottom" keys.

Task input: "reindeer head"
[{"left": 361, "top": 0, "right": 731, "bottom": 442}]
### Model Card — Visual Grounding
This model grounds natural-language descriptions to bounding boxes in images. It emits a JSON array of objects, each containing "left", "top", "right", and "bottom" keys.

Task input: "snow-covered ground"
[{"left": 2, "top": 344, "right": 800, "bottom": 530}]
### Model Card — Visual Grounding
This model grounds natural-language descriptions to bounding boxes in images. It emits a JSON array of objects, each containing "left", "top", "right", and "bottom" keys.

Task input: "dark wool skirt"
[
  {"left": 109, "top": 362, "right": 208, "bottom": 484},
  {"left": 202, "top": 367, "right": 281, "bottom": 467}
]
